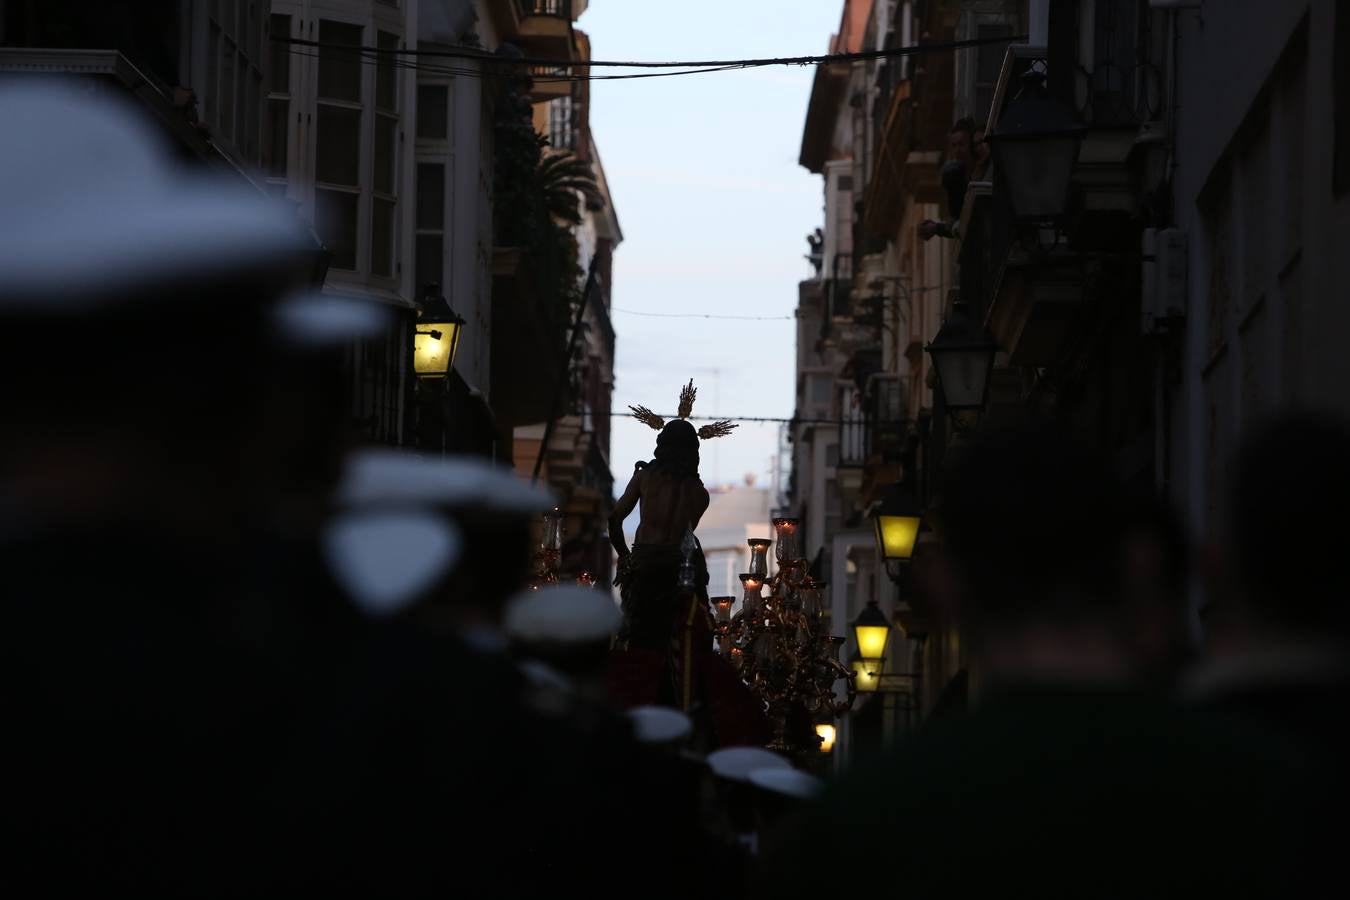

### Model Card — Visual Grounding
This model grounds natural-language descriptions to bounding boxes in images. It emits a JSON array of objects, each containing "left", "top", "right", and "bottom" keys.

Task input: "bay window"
[{"left": 268, "top": 1, "right": 408, "bottom": 284}]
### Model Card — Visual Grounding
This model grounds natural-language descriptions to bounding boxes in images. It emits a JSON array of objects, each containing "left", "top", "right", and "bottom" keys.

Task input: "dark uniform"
[{"left": 755, "top": 685, "right": 1328, "bottom": 900}]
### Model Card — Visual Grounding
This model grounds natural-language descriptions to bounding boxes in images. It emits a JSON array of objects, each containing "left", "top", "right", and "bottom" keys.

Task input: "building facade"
[
  {"left": 1, "top": 0, "right": 615, "bottom": 481},
  {"left": 798, "top": 0, "right": 1350, "bottom": 768},
  {"left": 1166, "top": 0, "right": 1350, "bottom": 555}
]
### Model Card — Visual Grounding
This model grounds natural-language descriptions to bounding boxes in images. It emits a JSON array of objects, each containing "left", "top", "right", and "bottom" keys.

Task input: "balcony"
[
  {"left": 527, "top": 65, "right": 573, "bottom": 101},
  {"left": 826, "top": 253, "right": 855, "bottom": 323},
  {"left": 515, "top": 0, "right": 575, "bottom": 59},
  {"left": 966, "top": 22, "right": 1162, "bottom": 369},
  {"left": 838, "top": 373, "right": 909, "bottom": 475}
]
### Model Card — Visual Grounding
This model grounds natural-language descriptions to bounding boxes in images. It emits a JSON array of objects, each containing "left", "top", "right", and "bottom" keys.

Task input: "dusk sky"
[{"left": 578, "top": 2, "right": 841, "bottom": 496}]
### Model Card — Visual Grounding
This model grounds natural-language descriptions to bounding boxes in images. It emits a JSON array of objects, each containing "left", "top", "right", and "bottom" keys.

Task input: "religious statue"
[
  {"left": 609, "top": 380, "right": 735, "bottom": 648},
  {"left": 606, "top": 382, "right": 767, "bottom": 746}
]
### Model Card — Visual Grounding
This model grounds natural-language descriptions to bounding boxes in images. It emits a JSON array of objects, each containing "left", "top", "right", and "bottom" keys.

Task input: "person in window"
[{"left": 919, "top": 118, "right": 990, "bottom": 241}]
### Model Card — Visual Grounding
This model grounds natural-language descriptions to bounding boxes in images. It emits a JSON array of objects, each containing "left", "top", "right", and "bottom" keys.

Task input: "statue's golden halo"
[{"left": 628, "top": 379, "right": 739, "bottom": 440}]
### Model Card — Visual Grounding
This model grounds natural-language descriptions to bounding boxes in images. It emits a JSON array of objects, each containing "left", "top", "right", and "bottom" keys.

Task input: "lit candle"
[
  {"left": 747, "top": 539, "right": 771, "bottom": 577},
  {"left": 542, "top": 508, "right": 564, "bottom": 552},
  {"left": 771, "top": 517, "right": 802, "bottom": 562},
  {"left": 713, "top": 596, "right": 734, "bottom": 624}
]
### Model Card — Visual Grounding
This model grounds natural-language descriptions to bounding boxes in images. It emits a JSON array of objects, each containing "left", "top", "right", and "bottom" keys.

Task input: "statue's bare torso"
[{"left": 609, "top": 468, "right": 710, "bottom": 557}]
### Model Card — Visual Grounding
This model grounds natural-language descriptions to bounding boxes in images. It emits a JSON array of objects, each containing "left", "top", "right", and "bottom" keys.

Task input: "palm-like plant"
[{"left": 539, "top": 150, "right": 605, "bottom": 224}]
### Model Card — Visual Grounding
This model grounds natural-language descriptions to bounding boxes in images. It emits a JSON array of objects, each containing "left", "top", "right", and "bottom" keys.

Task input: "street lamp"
[
  {"left": 850, "top": 652, "right": 881, "bottom": 694},
  {"left": 413, "top": 287, "right": 465, "bottom": 378},
  {"left": 873, "top": 482, "right": 922, "bottom": 571},
  {"left": 852, "top": 599, "right": 891, "bottom": 665},
  {"left": 815, "top": 723, "right": 836, "bottom": 753},
  {"left": 925, "top": 300, "right": 996, "bottom": 413},
  {"left": 988, "top": 69, "right": 1087, "bottom": 222}
]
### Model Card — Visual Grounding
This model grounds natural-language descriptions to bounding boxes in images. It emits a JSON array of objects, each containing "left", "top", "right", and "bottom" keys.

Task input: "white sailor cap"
[
  {"left": 333, "top": 447, "right": 556, "bottom": 515},
  {"left": 322, "top": 508, "right": 462, "bottom": 618},
  {"left": 503, "top": 585, "right": 622, "bottom": 645},
  {"left": 626, "top": 706, "right": 693, "bottom": 746},
  {"left": 747, "top": 767, "right": 824, "bottom": 801},
  {"left": 0, "top": 80, "right": 320, "bottom": 312},
  {"left": 705, "top": 746, "right": 793, "bottom": 784},
  {"left": 271, "top": 291, "right": 394, "bottom": 349}
]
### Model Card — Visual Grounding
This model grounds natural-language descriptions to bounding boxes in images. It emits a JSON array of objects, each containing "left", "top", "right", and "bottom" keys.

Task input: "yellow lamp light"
[
  {"left": 852, "top": 600, "right": 891, "bottom": 662},
  {"left": 413, "top": 291, "right": 465, "bottom": 377},
  {"left": 873, "top": 482, "right": 923, "bottom": 564},
  {"left": 851, "top": 656, "right": 881, "bottom": 693},
  {"left": 815, "top": 723, "right": 837, "bottom": 752}
]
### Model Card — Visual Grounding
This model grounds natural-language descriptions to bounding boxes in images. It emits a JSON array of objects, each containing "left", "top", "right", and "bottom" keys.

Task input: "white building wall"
[{"left": 1169, "top": 1, "right": 1350, "bottom": 546}]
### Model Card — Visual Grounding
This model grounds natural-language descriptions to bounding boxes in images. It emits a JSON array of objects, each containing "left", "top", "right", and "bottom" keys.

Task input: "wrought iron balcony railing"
[
  {"left": 516, "top": 0, "right": 572, "bottom": 18},
  {"left": 837, "top": 374, "right": 908, "bottom": 469}
]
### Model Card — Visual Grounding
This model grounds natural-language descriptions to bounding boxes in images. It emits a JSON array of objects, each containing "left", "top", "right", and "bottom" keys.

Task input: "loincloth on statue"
[
  {"left": 607, "top": 543, "right": 771, "bottom": 745},
  {"left": 615, "top": 543, "right": 711, "bottom": 650}
]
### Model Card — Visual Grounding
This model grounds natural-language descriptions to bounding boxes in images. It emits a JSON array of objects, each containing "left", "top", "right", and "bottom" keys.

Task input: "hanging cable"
[
  {"left": 610, "top": 308, "right": 795, "bottom": 321},
  {"left": 277, "top": 32, "right": 1028, "bottom": 82},
  {"left": 605, "top": 411, "right": 836, "bottom": 425}
]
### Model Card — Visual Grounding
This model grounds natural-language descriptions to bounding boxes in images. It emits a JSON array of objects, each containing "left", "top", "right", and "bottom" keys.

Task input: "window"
[
  {"left": 417, "top": 84, "right": 448, "bottom": 139},
  {"left": 809, "top": 373, "right": 833, "bottom": 406},
  {"left": 416, "top": 75, "right": 453, "bottom": 295},
  {"left": 549, "top": 95, "right": 576, "bottom": 151},
  {"left": 416, "top": 163, "right": 446, "bottom": 292},
  {"left": 371, "top": 31, "right": 400, "bottom": 278},
  {"left": 265, "top": 14, "right": 291, "bottom": 185},
  {"left": 315, "top": 20, "right": 364, "bottom": 271},
  {"left": 1335, "top": 0, "right": 1350, "bottom": 195},
  {"left": 1202, "top": 183, "right": 1232, "bottom": 361},
  {"left": 1239, "top": 121, "right": 1270, "bottom": 313},
  {"left": 206, "top": 0, "right": 266, "bottom": 166},
  {"left": 974, "top": 23, "right": 1014, "bottom": 123},
  {"left": 1277, "top": 49, "right": 1305, "bottom": 259}
]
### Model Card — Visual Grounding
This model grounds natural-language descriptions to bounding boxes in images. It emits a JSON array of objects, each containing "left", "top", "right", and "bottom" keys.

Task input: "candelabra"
[
  {"left": 713, "top": 517, "right": 856, "bottom": 756},
  {"left": 530, "top": 507, "right": 598, "bottom": 589}
]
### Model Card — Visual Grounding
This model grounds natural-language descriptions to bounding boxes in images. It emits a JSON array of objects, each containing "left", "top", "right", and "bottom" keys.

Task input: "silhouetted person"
[
  {"left": 919, "top": 118, "right": 982, "bottom": 240},
  {"left": 1184, "top": 411, "right": 1350, "bottom": 851},
  {"left": 0, "top": 81, "right": 360, "bottom": 895},
  {"left": 754, "top": 417, "right": 1324, "bottom": 899},
  {"left": 1118, "top": 493, "right": 1196, "bottom": 691}
]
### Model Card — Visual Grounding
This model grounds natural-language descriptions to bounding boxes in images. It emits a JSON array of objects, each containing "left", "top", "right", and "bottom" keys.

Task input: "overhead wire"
[
  {"left": 277, "top": 32, "right": 1028, "bottom": 83},
  {"left": 610, "top": 308, "right": 794, "bottom": 321},
  {"left": 605, "top": 411, "right": 841, "bottom": 425}
]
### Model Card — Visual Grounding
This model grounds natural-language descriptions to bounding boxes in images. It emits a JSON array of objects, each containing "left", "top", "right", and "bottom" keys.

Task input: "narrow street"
[{"left": 2, "top": 0, "right": 1349, "bottom": 896}]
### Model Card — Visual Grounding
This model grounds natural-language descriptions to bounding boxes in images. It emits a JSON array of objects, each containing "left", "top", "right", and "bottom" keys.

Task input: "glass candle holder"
[
  {"left": 747, "top": 539, "right": 771, "bottom": 577},
  {"left": 739, "top": 573, "right": 764, "bottom": 614},
  {"left": 753, "top": 632, "right": 776, "bottom": 666},
  {"left": 576, "top": 571, "right": 596, "bottom": 588},
  {"left": 798, "top": 577, "right": 823, "bottom": 617},
  {"left": 771, "top": 517, "right": 801, "bottom": 562},
  {"left": 542, "top": 508, "right": 564, "bottom": 552},
  {"left": 713, "top": 596, "right": 734, "bottom": 624}
]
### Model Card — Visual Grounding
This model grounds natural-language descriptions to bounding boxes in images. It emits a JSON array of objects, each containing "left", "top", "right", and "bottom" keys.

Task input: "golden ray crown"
[{"left": 628, "top": 379, "right": 739, "bottom": 440}]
